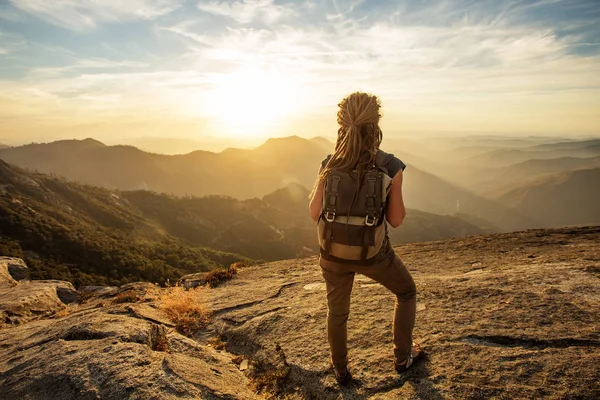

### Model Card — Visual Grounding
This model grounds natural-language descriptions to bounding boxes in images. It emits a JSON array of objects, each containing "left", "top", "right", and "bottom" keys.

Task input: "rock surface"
[
  {"left": 79, "top": 285, "right": 119, "bottom": 298},
  {"left": 179, "top": 271, "right": 210, "bottom": 289},
  {"left": 0, "top": 226, "right": 599, "bottom": 399},
  {"left": 0, "top": 280, "right": 78, "bottom": 328},
  {"left": 206, "top": 226, "right": 600, "bottom": 399},
  {"left": 0, "top": 305, "right": 261, "bottom": 400},
  {"left": 0, "top": 257, "right": 28, "bottom": 286}
]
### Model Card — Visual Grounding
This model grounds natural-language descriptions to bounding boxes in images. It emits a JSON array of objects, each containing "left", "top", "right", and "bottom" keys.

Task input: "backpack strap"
[
  {"left": 361, "top": 174, "right": 379, "bottom": 261},
  {"left": 322, "top": 174, "right": 341, "bottom": 253},
  {"left": 323, "top": 174, "right": 340, "bottom": 222},
  {"left": 364, "top": 176, "right": 377, "bottom": 225},
  {"left": 324, "top": 220, "right": 333, "bottom": 253}
]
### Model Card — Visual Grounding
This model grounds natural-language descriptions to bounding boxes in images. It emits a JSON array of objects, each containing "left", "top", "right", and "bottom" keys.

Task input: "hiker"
[{"left": 309, "top": 92, "right": 422, "bottom": 384}]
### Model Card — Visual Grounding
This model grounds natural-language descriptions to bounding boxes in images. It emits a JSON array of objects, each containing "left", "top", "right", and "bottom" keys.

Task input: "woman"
[{"left": 309, "top": 92, "right": 422, "bottom": 384}]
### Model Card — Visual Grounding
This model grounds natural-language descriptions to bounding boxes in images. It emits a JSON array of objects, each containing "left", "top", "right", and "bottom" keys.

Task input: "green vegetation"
[{"left": 0, "top": 161, "right": 248, "bottom": 287}]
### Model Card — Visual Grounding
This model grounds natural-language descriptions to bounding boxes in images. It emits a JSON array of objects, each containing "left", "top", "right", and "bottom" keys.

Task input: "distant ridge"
[
  {"left": 0, "top": 136, "right": 541, "bottom": 231},
  {"left": 499, "top": 168, "right": 600, "bottom": 227},
  {"left": 467, "top": 144, "right": 600, "bottom": 167},
  {"left": 527, "top": 138, "right": 600, "bottom": 151},
  {"left": 0, "top": 138, "right": 287, "bottom": 199},
  {"left": 309, "top": 136, "right": 335, "bottom": 151}
]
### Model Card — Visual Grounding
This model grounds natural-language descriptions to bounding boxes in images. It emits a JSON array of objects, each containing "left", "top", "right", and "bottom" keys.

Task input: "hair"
[{"left": 310, "top": 91, "right": 383, "bottom": 197}]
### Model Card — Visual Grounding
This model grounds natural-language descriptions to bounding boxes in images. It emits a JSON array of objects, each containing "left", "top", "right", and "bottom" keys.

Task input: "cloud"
[
  {"left": 25, "top": 58, "right": 149, "bottom": 79},
  {"left": 9, "top": 0, "right": 181, "bottom": 30},
  {"left": 0, "top": 31, "right": 27, "bottom": 55},
  {"left": 196, "top": 0, "right": 297, "bottom": 24},
  {"left": 1, "top": 0, "right": 599, "bottom": 141},
  {"left": 0, "top": 6, "right": 23, "bottom": 21}
]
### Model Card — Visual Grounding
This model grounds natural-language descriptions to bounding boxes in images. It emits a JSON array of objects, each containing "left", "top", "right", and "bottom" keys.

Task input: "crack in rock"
[
  {"left": 212, "top": 282, "right": 299, "bottom": 316},
  {"left": 461, "top": 335, "right": 600, "bottom": 349},
  {"left": 125, "top": 306, "right": 175, "bottom": 328},
  {"left": 221, "top": 306, "right": 288, "bottom": 326}
]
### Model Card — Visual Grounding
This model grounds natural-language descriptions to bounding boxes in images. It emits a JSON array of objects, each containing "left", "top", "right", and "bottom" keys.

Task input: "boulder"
[
  {"left": 1, "top": 257, "right": 29, "bottom": 281},
  {"left": 0, "top": 304, "right": 262, "bottom": 400},
  {"left": 0, "top": 280, "right": 77, "bottom": 327},
  {"left": 178, "top": 271, "right": 207, "bottom": 289},
  {"left": 0, "top": 257, "right": 29, "bottom": 286}
]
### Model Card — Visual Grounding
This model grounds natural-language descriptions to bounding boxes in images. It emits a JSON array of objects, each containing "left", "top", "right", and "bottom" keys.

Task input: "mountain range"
[
  {"left": 0, "top": 160, "right": 489, "bottom": 286},
  {"left": 0, "top": 137, "right": 533, "bottom": 231},
  {"left": 1, "top": 135, "right": 599, "bottom": 233},
  {"left": 499, "top": 168, "right": 600, "bottom": 227}
]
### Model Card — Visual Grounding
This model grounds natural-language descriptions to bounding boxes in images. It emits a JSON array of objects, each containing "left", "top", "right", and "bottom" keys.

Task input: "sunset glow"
[
  {"left": 0, "top": 0, "right": 599, "bottom": 145},
  {"left": 204, "top": 67, "right": 305, "bottom": 138}
]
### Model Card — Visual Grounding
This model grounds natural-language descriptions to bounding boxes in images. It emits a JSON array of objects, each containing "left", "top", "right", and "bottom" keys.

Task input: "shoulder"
[
  {"left": 320, "top": 154, "right": 332, "bottom": 171},
  {"left": 376, "top": 149, "right": 406, "bottom": 177}
]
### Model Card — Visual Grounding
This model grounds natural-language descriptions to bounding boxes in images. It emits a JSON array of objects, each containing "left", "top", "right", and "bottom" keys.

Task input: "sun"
[{"left": 205, "top": 68, "right": 302, "bottom": 138}]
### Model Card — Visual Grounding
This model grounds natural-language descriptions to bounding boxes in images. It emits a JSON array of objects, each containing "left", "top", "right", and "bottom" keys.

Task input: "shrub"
[
  {"left": 202, "top": 262, "right": 242, "bottom": 288},
  {"left": 159, "top": 286, "right": 210, "bottom": 336},
  {"left": 113, "top": 290, "right": 140, "bottom": 304}
]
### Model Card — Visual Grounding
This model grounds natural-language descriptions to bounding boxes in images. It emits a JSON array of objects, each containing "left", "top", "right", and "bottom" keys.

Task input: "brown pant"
[{"left": 320, "top": 250, "right": 416, "bottom": 368}]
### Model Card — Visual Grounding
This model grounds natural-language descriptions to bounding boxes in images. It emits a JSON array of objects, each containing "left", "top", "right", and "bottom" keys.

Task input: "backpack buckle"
[
  {"left": 325, "top": 211, "right": 336, "bottom": 222},
  {"left": 365, "top": 215, "right": 376, "bottom": 226}
]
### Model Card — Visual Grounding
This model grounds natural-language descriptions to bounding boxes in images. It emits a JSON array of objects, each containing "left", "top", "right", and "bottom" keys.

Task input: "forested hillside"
[
  {"left": 0, "top": 161, "right": 489, "bottom": 286},
  {"left": 0, "top": 160, "right": 248, "bottom": 287}
]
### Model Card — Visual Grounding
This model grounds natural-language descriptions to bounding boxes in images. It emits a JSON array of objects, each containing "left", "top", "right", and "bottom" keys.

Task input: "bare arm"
[
  {"left": 309, "top": 180, "right": 324, "bottom": 222},
  {"left": 385, "top": 170, "right": 406, "bottom": 228}
]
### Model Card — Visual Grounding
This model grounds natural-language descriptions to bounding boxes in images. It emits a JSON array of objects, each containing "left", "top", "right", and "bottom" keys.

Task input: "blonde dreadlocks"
[{"left": 311, "top": 92, "right": 383, "bottom": 196}]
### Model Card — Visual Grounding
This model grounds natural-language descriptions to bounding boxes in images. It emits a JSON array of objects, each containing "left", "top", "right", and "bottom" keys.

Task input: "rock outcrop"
[
  {"left": 1, "top": 227, "right": 599, "bottom": 399},
  {"left": 0, "top": 303, "right": 261, "bottom": 400},
  {"left": 0, "top": 258, "right": 78, "bottom": 328},
  {"left": 0, "top": 257, "right": 28, "bottom": 286}
]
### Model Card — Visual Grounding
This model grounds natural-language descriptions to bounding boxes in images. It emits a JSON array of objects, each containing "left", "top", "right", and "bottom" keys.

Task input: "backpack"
[{"left": 318, "top": 151, "right": 393, "bottom": 262}]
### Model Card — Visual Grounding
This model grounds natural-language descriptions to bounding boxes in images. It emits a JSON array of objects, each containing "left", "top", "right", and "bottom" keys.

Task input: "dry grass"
[
  {"left": 113, "top": 290, "right": 140, "bottom": 304},
  {"left": 202, "top": 263, "right": 241, "bottom": 288},
  {"left": 158, "top": 286, "right": 210, "bottom": 336}
]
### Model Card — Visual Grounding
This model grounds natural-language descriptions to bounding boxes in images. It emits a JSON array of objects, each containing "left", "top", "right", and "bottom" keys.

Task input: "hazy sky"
[{"left": 0, "top": 0, "right": 599, "bottom": 145}]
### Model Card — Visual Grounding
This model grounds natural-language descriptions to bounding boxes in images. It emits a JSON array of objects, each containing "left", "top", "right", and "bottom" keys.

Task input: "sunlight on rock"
[{"left": 303, "top": 283, "right": 326, "bottom": 291}]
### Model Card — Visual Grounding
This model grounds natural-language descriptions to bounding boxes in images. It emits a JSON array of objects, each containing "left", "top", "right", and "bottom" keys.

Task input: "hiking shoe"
[
  {"left": 331, "top": 363, "right": 352, "bottom": 385},
  {"left": 395, "top": 342, "right": 424, "bottom": 373}
]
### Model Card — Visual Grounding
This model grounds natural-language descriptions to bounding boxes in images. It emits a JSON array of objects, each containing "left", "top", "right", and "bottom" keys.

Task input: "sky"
[{"left": 0, "top": 0, "right": 599, "bottom": 146}]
